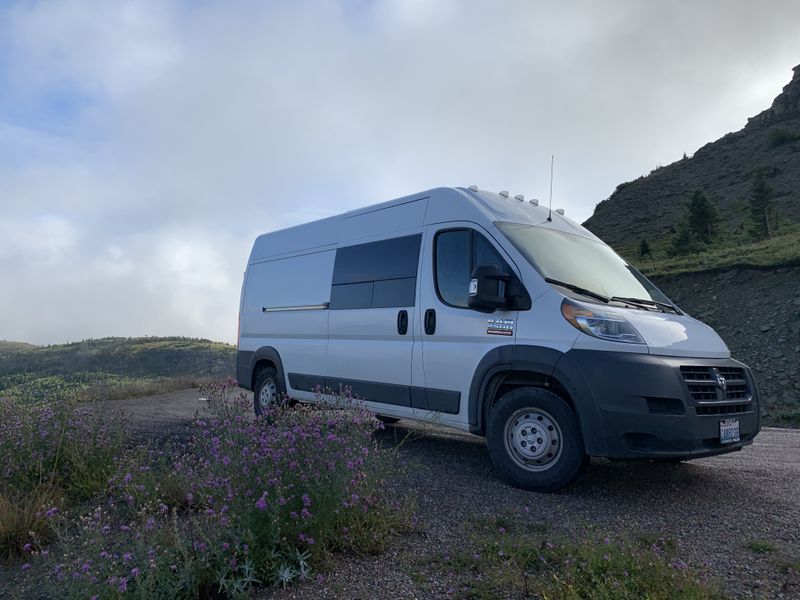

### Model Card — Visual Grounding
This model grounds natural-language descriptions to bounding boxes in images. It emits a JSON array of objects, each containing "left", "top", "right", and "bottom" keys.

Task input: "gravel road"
[{"left": 99, "top": 389, "right": 800, "bottom": 599}]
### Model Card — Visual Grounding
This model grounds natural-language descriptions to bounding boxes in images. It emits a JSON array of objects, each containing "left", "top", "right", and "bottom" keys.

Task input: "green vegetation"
[
  {"left": 622, "top": 226, "right": 800, "bottom": 278},
  {"left": 0, "top": 341, "right": 38, "bottom": 352},
  {"left": 749, "top": 169, "right": 775, "bottom": 240},
  {"left": 413, "top": 514, "right": 723, "bottom": 599},
  {"left": 0, "top": 399, "right": 126, "bottom": 557},
  {"left": 768, "top": 127, "right": 800, "bottom": 148},
  {"left": 0, "top": 337, "right": 235, "bottom": 406},
  {"left": 745, "top": 539, "right": 776, "bottom": 554},
  {"left": 668, "top": 190, "right": 721, "bottom": 256},
  {"left": 626, "top": 165, "right": 798, "bottom": 276},
  {"left": 8, "top": 384, "right": 412, "bottom": 597}
]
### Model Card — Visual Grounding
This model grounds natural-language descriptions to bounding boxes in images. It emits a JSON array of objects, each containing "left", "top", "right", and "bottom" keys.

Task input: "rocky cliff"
[{"left": 584, "top": 65, "right": 800, "bottom": 247}]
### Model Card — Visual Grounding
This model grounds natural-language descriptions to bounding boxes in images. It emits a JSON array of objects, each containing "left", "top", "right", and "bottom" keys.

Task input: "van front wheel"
[{"left": 486, "top": 387, "right": 585, "bottom": 492}]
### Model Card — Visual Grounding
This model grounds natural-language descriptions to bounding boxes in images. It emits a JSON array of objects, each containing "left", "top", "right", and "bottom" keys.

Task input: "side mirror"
[{"left": 468, "top": 265, "right": 531, "bottom": 313}]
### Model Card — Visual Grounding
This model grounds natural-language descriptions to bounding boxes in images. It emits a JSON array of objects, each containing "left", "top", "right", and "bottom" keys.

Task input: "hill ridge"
[{"left": 583, "top": 64, "right": 800, "bottom": 247}]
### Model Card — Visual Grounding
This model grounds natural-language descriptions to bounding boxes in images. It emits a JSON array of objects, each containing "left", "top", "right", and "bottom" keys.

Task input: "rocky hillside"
[
  {"left": 654, "top": 265, "right": 800, "bottom": 427},
  {"left": 584, "top": 64, "right": 800, "bottom": 247}
]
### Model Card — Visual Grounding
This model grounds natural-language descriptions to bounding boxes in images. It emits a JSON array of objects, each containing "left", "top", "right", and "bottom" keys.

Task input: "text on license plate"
[{"left": 719, "top": 419, "right": 740, "bottom": 444}]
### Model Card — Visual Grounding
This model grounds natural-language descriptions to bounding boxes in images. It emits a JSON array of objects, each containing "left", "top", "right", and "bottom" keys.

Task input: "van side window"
[
  {"left": 330, "top": 234, "right": 421, "bottom": 309},
  {"left": 435, "top": 229, "right": 511, "bottom": 308}
]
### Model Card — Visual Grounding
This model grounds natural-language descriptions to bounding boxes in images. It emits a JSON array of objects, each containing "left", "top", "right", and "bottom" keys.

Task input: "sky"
[{"left": 1, "top": 0, "right": 799, "bottom": 345}]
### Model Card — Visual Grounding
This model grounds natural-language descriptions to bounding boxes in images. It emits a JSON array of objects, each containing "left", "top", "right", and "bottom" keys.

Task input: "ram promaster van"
[{"left": 237, "top": 187, "right": 760, "bottom": 491}]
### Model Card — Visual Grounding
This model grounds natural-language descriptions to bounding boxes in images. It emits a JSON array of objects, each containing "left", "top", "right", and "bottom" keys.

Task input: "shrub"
[
  {"left": 22, "top": 384, "right": 412, "bottom": 597},
  {"left": 745, "top": 538, "right": 776, "bottom": 554},
  {"left": 768, "top": 127, "right": 800, "bottom": 148},
  {"left": 0, "top": 399, "right": 125, "bottom": 556},
  {"left": 0, "top": 487, "right": 60, "bottom": 559}
]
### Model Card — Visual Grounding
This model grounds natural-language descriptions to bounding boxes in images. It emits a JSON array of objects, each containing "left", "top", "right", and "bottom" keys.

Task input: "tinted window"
[
  {"left": 330, "top": 234, "right": 421, "bottom": 309},
  {"left": 332, "top": 235, "right": 421, "bottom": 285},
  {"left": 435, "top": 229, "right": 512, "bottom": 308},
  {"left": 474, "top": 234, "right": 506, "bottom": 271},
  {"left": 329, "top": 282, "right": 373, "bottom": 310},
  {"left": 372, "top": 278, "right": 416, "bottom": 308}
]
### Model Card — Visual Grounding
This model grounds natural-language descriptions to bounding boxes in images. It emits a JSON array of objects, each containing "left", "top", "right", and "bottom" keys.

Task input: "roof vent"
[
  {"left": 529, "top": 199, "right": 539, "bottom": 206},
  {"left": 514, "top": 194, "right": 524, "bottom": 201},
  {"left": 468, "top": 185, "right": 478, "bottom": 192},
  {"left": 499, "top": 190, "right": 509, "bottom": 198},
  {"left": 555, "top": 208, "right": 565, "bottom": 215}
]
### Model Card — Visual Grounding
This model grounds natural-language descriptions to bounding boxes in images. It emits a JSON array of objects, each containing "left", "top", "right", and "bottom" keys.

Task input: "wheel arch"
[
  {"left": 469, "top": 345, "right": 606, "bottom": 455},
  {"left": 237, "top": 346, "right": 286, "bottom": 392}
]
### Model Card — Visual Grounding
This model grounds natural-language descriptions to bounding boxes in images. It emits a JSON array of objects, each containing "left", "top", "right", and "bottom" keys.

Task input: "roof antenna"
[{"left": 547, "top": 155, "right": 554, "bottom": 222}]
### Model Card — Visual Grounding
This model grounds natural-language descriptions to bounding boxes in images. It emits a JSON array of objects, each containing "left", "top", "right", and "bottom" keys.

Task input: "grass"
[
  {"left": 745, "top": 539, "right": 776, "bottom": 554},
  {"left": 415, "top": 514, "right": 724, "bottom": 600},
  {"left": 0, "top": 399, "right": 126, "bottom": 557},
  {"left": 623, "top": 228, "right": 800, "bottom": 278},
  {"left": 0, "top": 373, "right": 215, "bottom": 406},
  {"left": 0, "top": 487, "right": 59, "bottom": 558},
  {"left": 765, "top": 404, "right": 800, "bottom": 428},
  {"left": 779, "top": 560, "right": 800, "bottom": 575}
]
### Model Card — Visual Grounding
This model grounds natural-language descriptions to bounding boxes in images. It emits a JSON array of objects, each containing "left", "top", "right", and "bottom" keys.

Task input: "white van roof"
[{"left": 249, "top": 186, "right": 599, "bottom": 262}]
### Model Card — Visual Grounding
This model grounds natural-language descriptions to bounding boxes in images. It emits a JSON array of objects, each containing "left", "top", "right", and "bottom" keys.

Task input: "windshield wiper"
[
  {"left": 545, "top": 278, "right": 609, "bottom": 303},
  {"left": 610, "top": 296, "right": 681, "bottom": 314}
]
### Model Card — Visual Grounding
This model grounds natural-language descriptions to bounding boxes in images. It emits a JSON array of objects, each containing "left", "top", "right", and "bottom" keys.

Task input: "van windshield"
[{"left": 496, "top": 222, "right": 672, "bottom": 305}]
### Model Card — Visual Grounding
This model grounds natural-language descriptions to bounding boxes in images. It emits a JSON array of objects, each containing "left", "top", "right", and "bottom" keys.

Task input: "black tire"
[
  {"left": 253, "top": 367, "right": 285, "bottom": 417},
  {"left": 376, "top": 415, "right": 400, "bottom": 424},
  {"left": 486, "top": 387, "right": 586, "bottom": 492}
]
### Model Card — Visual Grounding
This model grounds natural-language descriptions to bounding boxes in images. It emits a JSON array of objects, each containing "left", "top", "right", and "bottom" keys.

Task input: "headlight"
[{"left": 561, "top": 298, "right": 645, "bottom": 344}]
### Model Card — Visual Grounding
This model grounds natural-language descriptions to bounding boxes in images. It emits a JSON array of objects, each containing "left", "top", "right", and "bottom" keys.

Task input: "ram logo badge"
[{"left": 487, "top": 318, "right": 514, "bottom": 336}]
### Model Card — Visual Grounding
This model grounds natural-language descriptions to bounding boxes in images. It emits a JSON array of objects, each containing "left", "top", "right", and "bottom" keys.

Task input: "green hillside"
[
  {"left": 620, "top": 226, "right": 800, "bottom": 277},
  {"left": 0, "top": 336, "right": 235, "bottom": 405},
  {"left": 0, "top": 340, "right": 39, "bottom": 352}
]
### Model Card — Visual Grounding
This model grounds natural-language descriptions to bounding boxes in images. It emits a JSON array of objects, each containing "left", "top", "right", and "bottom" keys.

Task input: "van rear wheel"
[
  {"left": 486, "top": 387, "right": 585, "bottom": 492},
  {"left": 254, "top": 367, "right": 284, "bottom": 417}
]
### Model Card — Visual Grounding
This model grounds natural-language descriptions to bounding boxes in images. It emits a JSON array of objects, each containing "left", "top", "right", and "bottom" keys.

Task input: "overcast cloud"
[{"left": 1, "top": 0, "right": 799, "bottom": 345}]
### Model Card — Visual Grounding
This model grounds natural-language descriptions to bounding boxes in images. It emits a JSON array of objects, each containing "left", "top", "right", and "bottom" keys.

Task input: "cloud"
[{"left": 1, "top": 0, "right": 799, "bottom": 344}]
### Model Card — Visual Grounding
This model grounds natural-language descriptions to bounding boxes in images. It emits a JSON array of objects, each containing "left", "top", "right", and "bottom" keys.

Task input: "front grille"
[
  {"left": 680, "top": 366, "right": 751, "bottom": 410},
  {"left": 696, "top": 403, "right": 751, "bottom": 416}
]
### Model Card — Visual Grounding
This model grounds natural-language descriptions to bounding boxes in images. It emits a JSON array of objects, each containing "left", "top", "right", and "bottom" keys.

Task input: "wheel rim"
[
  {"left": 258, "top": 378, "right": 278, "bottom": 411},
  {"left": 503, "top": 407, "right": 563, "bottom": 472}
]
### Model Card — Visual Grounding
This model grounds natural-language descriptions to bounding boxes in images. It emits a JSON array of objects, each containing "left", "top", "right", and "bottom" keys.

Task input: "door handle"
[
  {"left": 424, "top": 308, "right": 436, "bottom": 335},
  {"left": 397, "top": 310, "right": 408, "bottom": 335}
]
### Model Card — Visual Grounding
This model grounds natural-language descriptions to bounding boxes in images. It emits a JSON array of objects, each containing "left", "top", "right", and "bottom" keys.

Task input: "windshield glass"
[{"left": 496, "top": 222, "right": 672, "bottom": 304}]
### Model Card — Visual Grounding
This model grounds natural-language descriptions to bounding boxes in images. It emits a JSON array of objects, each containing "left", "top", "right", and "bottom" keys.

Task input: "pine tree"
[
  {"left": 686, "top": 190, "right": 718, "bottom": 243},
  {"left": 668, "top": 219, "right": 694, "bottom": 256},
  {"left": 639, "top": 238, "right": 651, "bottom": 258},
  {"left": 749, "top": 169, "right": 774, "bottom": 240}
]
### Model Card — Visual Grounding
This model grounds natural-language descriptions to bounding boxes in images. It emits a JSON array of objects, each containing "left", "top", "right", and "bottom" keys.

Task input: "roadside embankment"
[{"left": 653, "top": 265, "right": 800, "bottom": 426}]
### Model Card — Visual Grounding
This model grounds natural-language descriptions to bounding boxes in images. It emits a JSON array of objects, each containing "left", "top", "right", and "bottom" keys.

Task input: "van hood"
[{"left": 623, "top": 310, "right": 730, "bottom": 359}]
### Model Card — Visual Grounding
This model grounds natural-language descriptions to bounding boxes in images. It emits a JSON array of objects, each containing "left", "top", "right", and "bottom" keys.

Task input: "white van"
[{"left": 237, "top": 187, "right": 760, "bottom": 491}]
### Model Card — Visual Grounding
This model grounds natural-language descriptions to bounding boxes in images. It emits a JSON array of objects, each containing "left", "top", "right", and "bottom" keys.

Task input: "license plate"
[{"left": 719, "top": 419, "right": 740, "bottom": 444}]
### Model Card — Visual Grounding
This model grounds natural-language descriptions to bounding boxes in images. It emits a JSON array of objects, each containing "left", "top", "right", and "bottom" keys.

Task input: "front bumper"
[{"left": 553, "top": 350, "right": 761, "bottom": 460}]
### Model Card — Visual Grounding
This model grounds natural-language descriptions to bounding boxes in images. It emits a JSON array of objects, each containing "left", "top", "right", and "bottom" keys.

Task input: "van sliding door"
[{"left": 316, "top": 234, "right": 422, "bottom": 416}]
